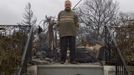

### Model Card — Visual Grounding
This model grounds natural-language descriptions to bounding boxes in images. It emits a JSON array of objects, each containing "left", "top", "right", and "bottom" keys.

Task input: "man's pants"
[{"left": 60, "top": 36, "right": 76, "bottom": 62}]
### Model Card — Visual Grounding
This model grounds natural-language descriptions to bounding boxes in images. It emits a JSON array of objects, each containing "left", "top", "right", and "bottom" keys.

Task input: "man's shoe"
[
  {"left": 60, "top": 61, "right": 65, "bottom": 64},
  {"left": 70, "top": 61, "right": 77, "bottom": 64}
]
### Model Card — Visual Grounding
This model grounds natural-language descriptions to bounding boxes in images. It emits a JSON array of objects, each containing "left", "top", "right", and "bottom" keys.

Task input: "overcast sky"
[{"left": 0, "top": 0, "right": 134, "bottom": 24}]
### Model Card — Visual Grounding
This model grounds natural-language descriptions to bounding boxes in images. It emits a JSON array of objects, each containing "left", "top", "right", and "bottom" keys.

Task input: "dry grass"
[{"left": 0, "top": 32, "right": 27, "bottom": 75}]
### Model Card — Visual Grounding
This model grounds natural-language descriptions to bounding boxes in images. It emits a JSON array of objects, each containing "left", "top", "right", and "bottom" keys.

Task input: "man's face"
[{"left": 65, "top": 2, "right": 71, "bottom": 11}]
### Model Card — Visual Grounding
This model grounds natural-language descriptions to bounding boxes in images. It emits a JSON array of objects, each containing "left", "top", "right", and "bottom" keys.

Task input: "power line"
[{"left": 73, "top": 0, "right": 82, "bottom": 9}]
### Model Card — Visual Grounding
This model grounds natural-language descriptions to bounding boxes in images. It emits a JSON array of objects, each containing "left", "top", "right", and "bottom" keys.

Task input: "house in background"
[
  {"left": 76, "top": 33, "right": 105, "bottom": 63},
  {"left": 77, "top": 33, "right": 104, "bottom": 52}
]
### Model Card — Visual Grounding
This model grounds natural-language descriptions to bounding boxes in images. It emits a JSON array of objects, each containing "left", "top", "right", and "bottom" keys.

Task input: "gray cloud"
[
  {"left": 0, "top": 0, "right": 134, "bottom": 24},
  {"left": 117, "top": 0, "right": 134, "bottom": 12}
]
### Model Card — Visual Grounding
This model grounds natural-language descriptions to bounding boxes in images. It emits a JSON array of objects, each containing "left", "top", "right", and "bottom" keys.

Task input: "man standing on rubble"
[{"left": 57, "top": 0, "right": 79, "bottom": 64}]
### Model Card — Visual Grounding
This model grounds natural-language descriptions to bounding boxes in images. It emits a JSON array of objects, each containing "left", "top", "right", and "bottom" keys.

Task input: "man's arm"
[
  {"left": 57, "top": 11, "right": 62, "bottom": 27},
  {"left": 74, "top": 14, "right": 79, "bottom": 28},
  {"left": 56, "top": 11, "right": 62, "bottom": 31}
]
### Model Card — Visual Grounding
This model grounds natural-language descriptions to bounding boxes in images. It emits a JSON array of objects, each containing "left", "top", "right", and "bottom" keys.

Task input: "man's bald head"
[
  {"left": 65, "top": 0, "right": 72, "bottom": 11},
  {"left": 65, "top": 0, "right": 71, "bottom": 4}
]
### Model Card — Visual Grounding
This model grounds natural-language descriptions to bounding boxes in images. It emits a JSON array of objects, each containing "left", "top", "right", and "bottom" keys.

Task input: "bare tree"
[
  {"left": 117, "top": 12, "right": 134, "bottom": 26},
  {"left": 78, "top": 0, "right": 119, "bottom": 39},
  {"left": 115, "top": 21, "right": 134, "bottom": 63},
  {"left": 20, "top": 2, "right": 37, "bottom": 26}
]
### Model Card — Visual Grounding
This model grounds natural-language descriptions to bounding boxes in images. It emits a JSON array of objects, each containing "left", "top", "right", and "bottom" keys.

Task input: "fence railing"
[
  {"left": 104, "top": 25, "right": 131, "bottom": 75},
  {"left": 15, "top": 26, "right": 33, "bottom": 75}
]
